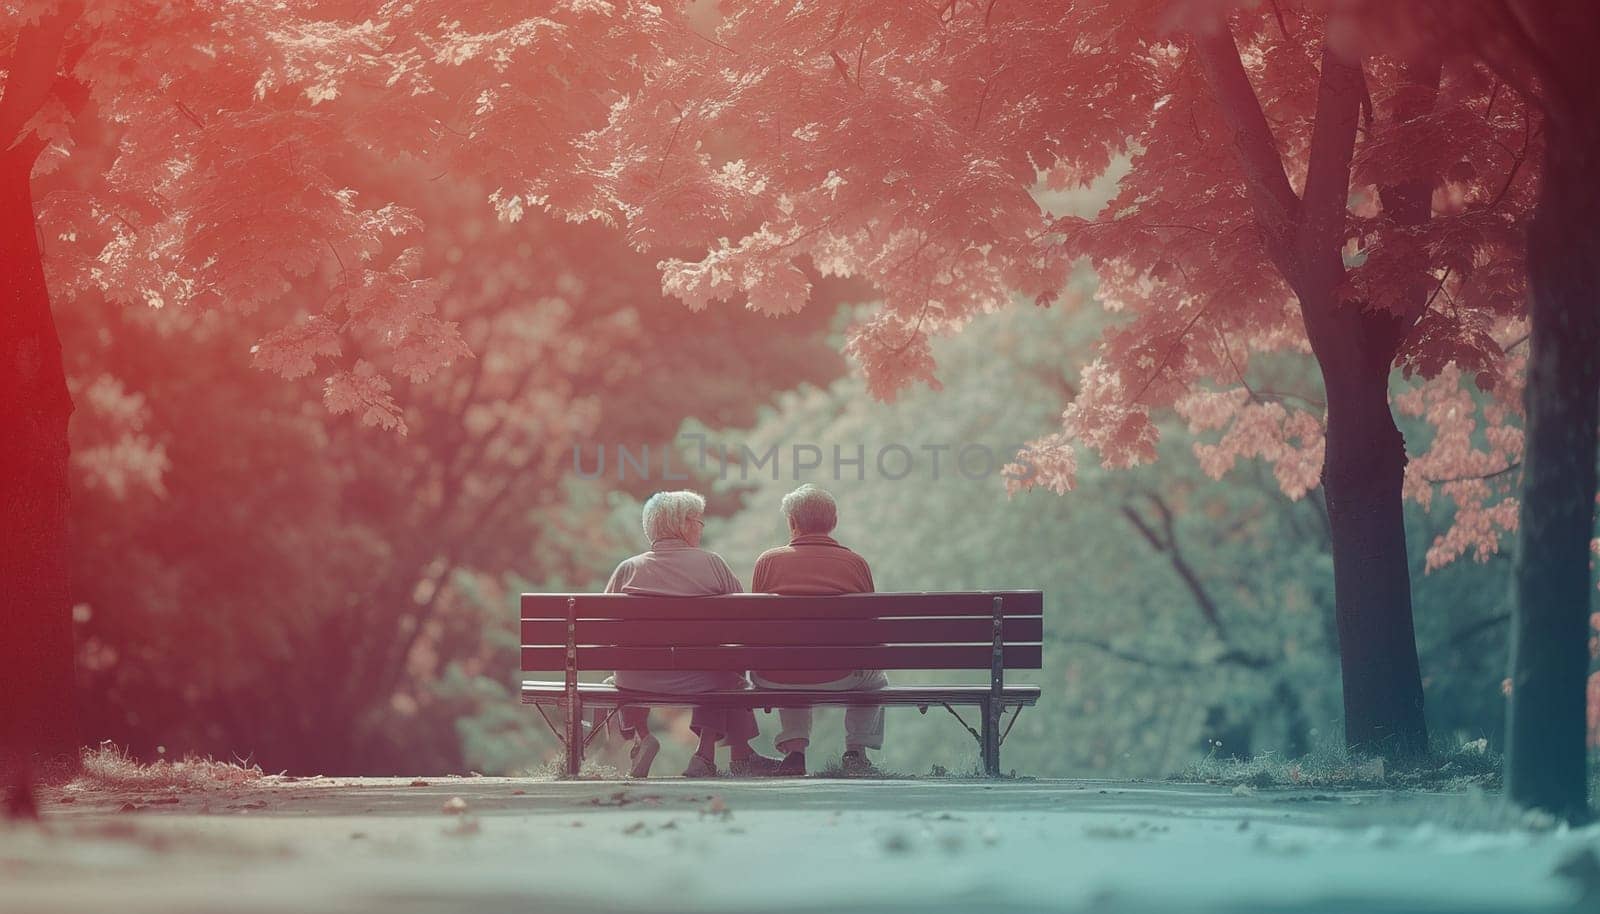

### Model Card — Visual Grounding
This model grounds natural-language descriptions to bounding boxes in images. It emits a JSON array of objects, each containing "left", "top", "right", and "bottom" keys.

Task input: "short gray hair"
[
  {"left": 642, "top": 490, "right": 706, "bottom": 542},
  {"left": 781, "top": 484, "right": 837, "bottom": 535}
]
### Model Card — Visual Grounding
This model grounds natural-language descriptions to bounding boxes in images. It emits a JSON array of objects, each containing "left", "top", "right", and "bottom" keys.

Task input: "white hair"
[
  {"left": 642, "top": 490, "right": 706, "bottom": 542},
  {"left": 781, "top": 484, "right": 837, "bottom": 535}
]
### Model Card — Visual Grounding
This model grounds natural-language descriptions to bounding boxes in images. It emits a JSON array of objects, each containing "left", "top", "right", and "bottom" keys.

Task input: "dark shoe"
[
  {"left": 776, "top": 751, "right": 807, "bottom": 777},
  {"left": 840, "top": 750, "right": 878, "bottom": 777},
  {"left": 682, "top": 754, "right": 720, "bottom": 778},
  {"left": 728, "top": 752, "right": 785, "bottom": 777},
  {"left": 628, "top": 734, "right": 660, "bottom": 779}
]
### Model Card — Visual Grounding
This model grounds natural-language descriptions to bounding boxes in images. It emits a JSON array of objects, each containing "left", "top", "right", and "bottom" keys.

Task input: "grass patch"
[
  {"left": 74, "top": 745, "right": 264, "bottom": 792},
  {"left": 519, "top": 757, "right": 628, "bottom": 780},
  {"left": 1172, "top": 738, "right": 1501, "bottom": 791},
  {"left": 808, "top": 760, "right": 917, "bottom": 780}
]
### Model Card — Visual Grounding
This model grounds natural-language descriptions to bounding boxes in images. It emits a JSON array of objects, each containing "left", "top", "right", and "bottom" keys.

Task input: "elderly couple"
[{"left": 605, "top": 484, "right": 887, "bottom": 779}]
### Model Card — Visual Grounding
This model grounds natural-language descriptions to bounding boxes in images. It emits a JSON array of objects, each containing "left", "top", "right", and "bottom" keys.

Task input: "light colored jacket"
[
  {"left": 604, "top": 537, "right": 745, "bottom": 693},
  {"left": 605, "top": 537, "right": 741, "bottom": 598}
]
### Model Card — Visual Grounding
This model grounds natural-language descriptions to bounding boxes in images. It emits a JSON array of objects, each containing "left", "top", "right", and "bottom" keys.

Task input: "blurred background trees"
[
  {"left": 62, "top": 233, "right": 1526, "bottom": 777},
  {"left": 9, "top": 1, "right": 1590, "bottom": 789},
  {"left": 59, "top": 158, "right": 845, "bottom": 775},
  {"left": 689, "top": 293, "right": 1517, "bottom": 777}
]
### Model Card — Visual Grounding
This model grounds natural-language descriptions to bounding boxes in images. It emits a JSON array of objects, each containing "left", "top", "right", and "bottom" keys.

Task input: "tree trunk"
[
  {"left": 1506, "top": 121, "right": 1600, "bottom": 822},
  {"left": 1316, "top": 335, "right": 1430, "bottom": 759},
  {"left": 0, "top": 147, "right": 80, "bottom": 780},
  {"left": 1194, "top": 27, "right": 1431, "bottom": 760}
]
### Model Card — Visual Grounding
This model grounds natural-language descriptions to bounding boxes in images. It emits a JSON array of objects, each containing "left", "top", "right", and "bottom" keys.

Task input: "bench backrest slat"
[
  {"left": 520, "top": 591, "right": 1043, "bottom": 673},
  {"left": 520, "top": 591, "right": 1043, "bottom": 621},
  {"left": 521, "top": 616, "right": 1043, "bottom": 648},
  {"left": 520, "top": 644, "right": 1042, "bottom": 672}
]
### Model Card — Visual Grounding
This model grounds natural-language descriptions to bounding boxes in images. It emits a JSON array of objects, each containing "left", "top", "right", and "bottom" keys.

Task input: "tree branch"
[
  {"left": 0, "top": 1, "right": 81, "bottom": 153},
  {"left": 1295, "top": 43, "right": 1364, "bottom": 268},
  {"left": 1121, "top": 493, "right": 1231, "bottom": 642},
  {"left": 1426, "top": 611, "right": 1510, "bottom": 656},
  {"left": 1054, "top": 635, "right": 1276, "bottom": 672},
  {"left": 1377, "top": 56, "right": 1443, "bottom": 330},
  {"left": 1120, "top": 503, "right": 1165, "bottom": 551},
  {"left": 1424, "top": 461, "right": 1522, "bottom": 485},
  {"left": 1145, "top": 493, "right": 1231, "bottom": 641},
  {"left": 1191, "top": 21, "right": 1300, "bottom": 264}
]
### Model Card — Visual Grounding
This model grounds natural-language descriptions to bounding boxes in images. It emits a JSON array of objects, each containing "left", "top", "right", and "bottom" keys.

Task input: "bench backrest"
[{"left": 520, "top": 591, "right": 1044, "bottom": 673}]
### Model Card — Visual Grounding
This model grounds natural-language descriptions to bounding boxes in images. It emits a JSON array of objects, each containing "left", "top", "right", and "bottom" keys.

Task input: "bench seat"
[{"left": 521, "top": 680, "right": 1042, "bottom": 710}]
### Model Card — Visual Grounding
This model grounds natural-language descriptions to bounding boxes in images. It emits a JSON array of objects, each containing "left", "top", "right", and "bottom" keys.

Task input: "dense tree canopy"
[
  {"left": 690, "top": 297, "right": 1515, "bottom": 777},
  {"left": 56, "top": 142, "right": 845, "bottom": 772},
  {"left": 3, "top": 1, "right": 1594, "bottom": 803},
  {"left": 508, "top": 0, "right": 1540, "bottom": 756}
]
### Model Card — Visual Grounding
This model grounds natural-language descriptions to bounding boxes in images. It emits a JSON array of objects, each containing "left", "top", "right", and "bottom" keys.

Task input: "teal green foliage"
[
  {"left": 449, "top": 292, "right": 1516, "bottom": 779},
  {"left": 674, "top": 299, "right": 1515, "bottom": 778}
]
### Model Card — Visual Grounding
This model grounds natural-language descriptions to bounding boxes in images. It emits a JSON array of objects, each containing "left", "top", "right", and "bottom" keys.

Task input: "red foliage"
[
  {"left": 7, "top": 2, "right": 1538, "bottom": 566},
  {"left": 562, "top": 2, "right": 1535, "bottom": 567},
  {"left": 13, "top": 0, "right": 664, "bottom": 434}
]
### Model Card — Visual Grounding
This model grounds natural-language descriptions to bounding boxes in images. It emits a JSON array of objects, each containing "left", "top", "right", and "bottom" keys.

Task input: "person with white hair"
[
  {"left": 749, "top": 483, "right": 887, "bottom": 776},
  {"left": 604, "top": 490, "right": 784, "bottom": 778}
]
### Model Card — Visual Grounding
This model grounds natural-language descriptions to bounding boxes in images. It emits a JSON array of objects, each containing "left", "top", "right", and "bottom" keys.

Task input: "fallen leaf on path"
[
  {"left": 409, "top": 779, "right": 430, "bottom": 787},
  {"left": 589, "top": 790, "right": 630, "bottom": 807}
]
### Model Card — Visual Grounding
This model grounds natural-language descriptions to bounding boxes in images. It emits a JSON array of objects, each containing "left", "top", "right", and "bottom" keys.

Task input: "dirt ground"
[{"left": 2, "top": 776, "right": 1597, "bottom": 913}]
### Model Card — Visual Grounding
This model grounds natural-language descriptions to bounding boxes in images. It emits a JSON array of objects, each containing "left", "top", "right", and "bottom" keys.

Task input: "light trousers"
[{"left": 750, "top": 669, "right": 889, "bottom": 753}]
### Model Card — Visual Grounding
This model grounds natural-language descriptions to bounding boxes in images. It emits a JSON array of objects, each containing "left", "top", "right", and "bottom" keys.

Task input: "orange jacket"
[{"left": 750, "top": 533, "right": 875, "bottom": 684}]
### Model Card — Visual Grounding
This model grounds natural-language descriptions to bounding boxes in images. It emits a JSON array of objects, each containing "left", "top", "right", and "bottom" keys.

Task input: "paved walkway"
[{"left": 2, "top": 777, "right": 1594, "bottom": 913}]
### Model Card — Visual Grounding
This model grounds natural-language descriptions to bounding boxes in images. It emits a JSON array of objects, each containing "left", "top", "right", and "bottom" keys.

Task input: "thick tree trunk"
[
  {"left": 1506, "top": 123, "right": 1600, "bottom": 821},
  {"left": 0, "top": 147, "right": 80, "bottom": 780},
  {"left": 1195, "top": 28, "right": 1431, "bottom": 760},
  {"left": 1316, "top": 334, "right": 1429, "bottom": 758}
]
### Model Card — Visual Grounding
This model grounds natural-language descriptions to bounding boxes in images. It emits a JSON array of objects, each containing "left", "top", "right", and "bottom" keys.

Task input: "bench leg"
[
  {"left": 565, "top": 694, "right": 584, "bottom": 778},
  {"left": 980, "top": 699, "right": 1001, "bottom": 777}
]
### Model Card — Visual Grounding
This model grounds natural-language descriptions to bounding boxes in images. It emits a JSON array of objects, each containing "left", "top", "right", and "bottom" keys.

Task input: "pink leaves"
[
  {"left": 659, "top": 227, "right": 813, "bottom": 316},
  {"left": 1058, "top": 358, "right": 1160, "bottom": 471},
  {"left": 1176, "top": 389, "right": 1326, "bottom": 500},
  {"left": 67, "top": 373, "right": 170, "bottom": 500},
  {"left": 251, "top": 316, "right": 342, "bottom": 380},
  {"left": 842, "top": 311, "right": 941, "bottom": 403},
  {"left": 1395, "top": 358, "right": 1525, "bottom": 569},
  {"left": 323, "top": 360, "right": 405, "bottom": 434},
  {"left": 1005, "top": 433, "right": 1077, "bottom": 495}
]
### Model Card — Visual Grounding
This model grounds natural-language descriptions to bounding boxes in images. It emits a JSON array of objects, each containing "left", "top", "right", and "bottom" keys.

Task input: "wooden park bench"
[{"left": 520, "top": 591, "right": 1043, "bottom": 777}]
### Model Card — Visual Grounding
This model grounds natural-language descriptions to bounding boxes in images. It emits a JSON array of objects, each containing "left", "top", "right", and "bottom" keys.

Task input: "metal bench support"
[
  {"left": 565, "top": 596, "right": 583, "bottom": 777},
  {"left": 983, "top": 594, "right": 1004, "bottom": 776}
]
